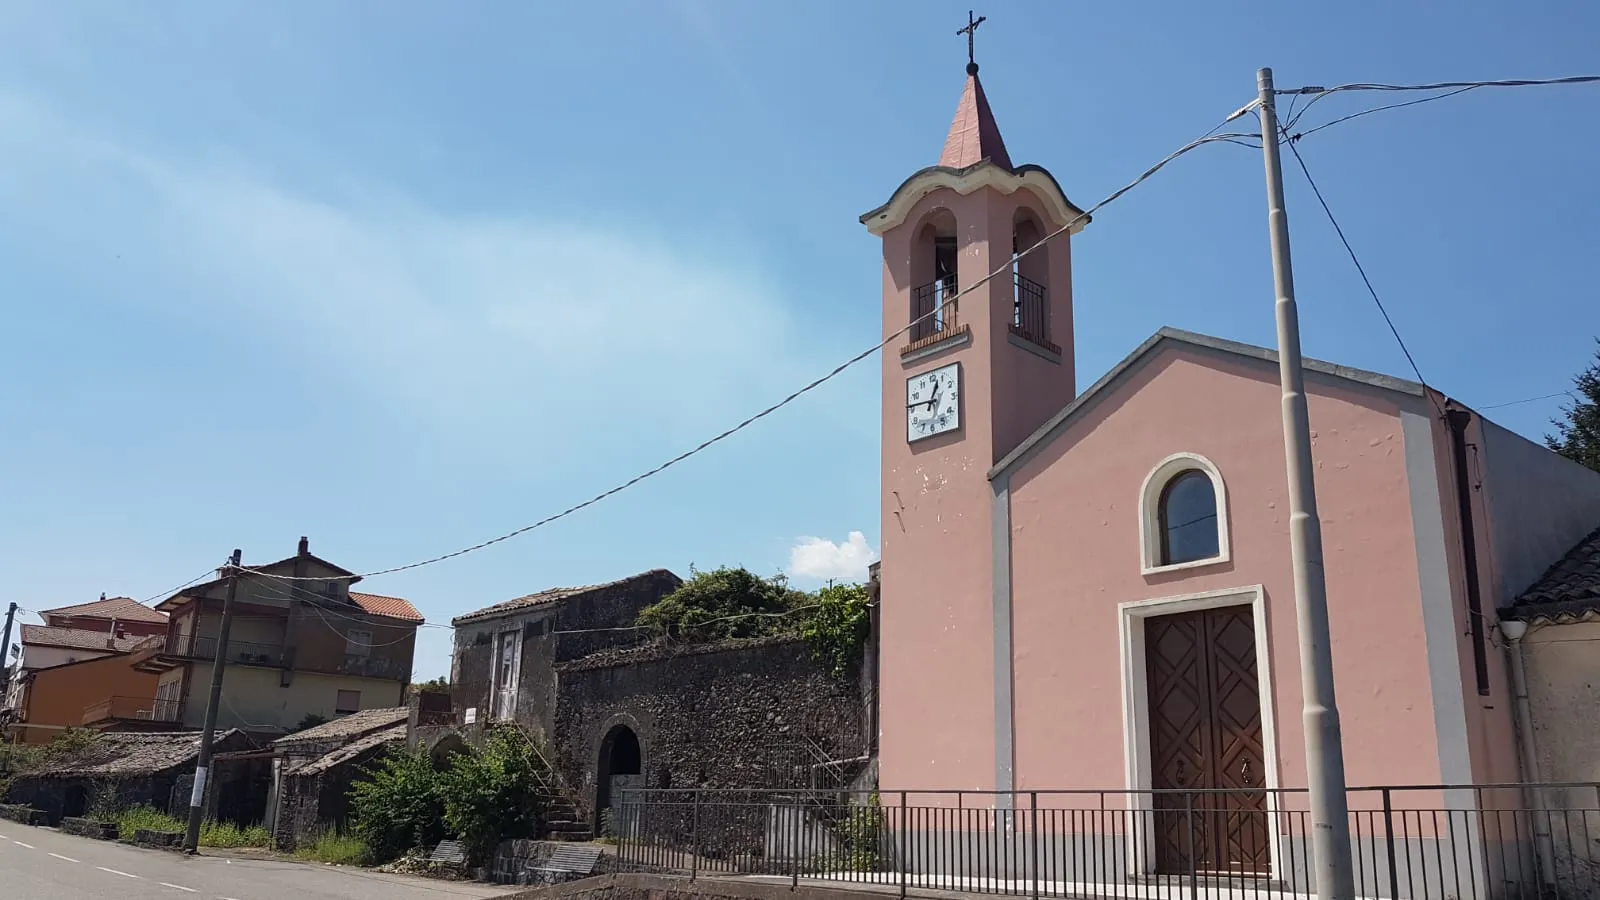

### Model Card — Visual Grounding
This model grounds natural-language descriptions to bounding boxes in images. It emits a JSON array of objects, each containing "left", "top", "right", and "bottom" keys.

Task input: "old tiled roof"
[
  {"left": 939, "top": 71, "right": 1012, "bottom": 170},
  {"left": 1510, "top": 526, "right": 1600, "bottom": 622},
  {"left": 292, "top": 724, "right": 406, "bottom": 777},
  {"left": 452, "top": 569, "right": 680, "bottom": 626},
  {"left": 40, "top": 596, "right": 168, "bottom": 625},
  {"left": 271, "top": 707, "right": 409, "bottom": 746},
  {"left": 35, "top": 730, "right": 244, "bottom": 777},
  {"left": 349, "top": 591, "right": 424, "bottom": 624},
  {"left": 20, "top": 625, "right": 150, "bottom": 653}
]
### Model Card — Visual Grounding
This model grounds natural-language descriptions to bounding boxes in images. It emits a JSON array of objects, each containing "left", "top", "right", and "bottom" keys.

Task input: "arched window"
[
  {"left": 1158, "top": 470, "right": 1219, "bottom": 565},
  {"left": 910, "top": 209, "right": 958, "bottom": 342},
  {"left": 1139, "top": 453, "right": 1230, "bottom": 573}
]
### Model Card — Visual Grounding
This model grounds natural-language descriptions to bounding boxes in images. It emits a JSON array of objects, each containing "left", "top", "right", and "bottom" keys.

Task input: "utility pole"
[
  {"left": 0, "top": 602, "right": 17, "bottom": 697},
  {"left": 1256, "top": 67, "right": 1356, "bottom": 900},
  {"left": 184, "top": 549, "right": 242, "bottom": 854}
]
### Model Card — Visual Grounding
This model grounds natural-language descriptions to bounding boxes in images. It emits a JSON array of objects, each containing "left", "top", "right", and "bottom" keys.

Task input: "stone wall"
[
  {"left": 553, "top": 636, "right": 865, "bottom": 828},
  {"left": 452, "top": 571, "right": 682, "bottom": 740}
]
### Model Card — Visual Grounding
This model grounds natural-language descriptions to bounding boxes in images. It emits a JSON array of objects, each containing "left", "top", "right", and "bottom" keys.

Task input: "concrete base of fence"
[
  {"left": 0, "top": 804, "right": 48, "bottom": 826},
  {"left": 60, "top": 817, "right": 119, "bottom": 840},
  {"left": 133, "top": 829, "right": 183, "bottom": 849}
]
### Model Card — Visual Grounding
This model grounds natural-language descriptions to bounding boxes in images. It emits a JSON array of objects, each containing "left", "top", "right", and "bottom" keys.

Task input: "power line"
[
  {"left": 1279, "top": 134, "right": 1442, "bottom": 414},
  {"left": 1282, "top": 74, "right": 1600, "bottom": 142},
  {"left": 1478, "top": 390, "right": 1576, "bottom": 411},
  {"left": 1287, "top": 86, "right": 1479, "bottom": 139},
  {"left": 242, "top": 112, "right": 1264, "bottom": 585}
]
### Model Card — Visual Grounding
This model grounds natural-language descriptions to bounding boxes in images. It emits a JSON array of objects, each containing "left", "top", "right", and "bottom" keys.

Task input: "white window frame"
[
  {"left": 345, "top": 629, "right": 373, "bottom": 657},
  {"left": 1138, "top": 452, "right": 1230, "bottom": 575}
]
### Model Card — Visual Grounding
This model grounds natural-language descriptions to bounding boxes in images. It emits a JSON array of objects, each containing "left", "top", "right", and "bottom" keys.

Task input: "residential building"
[
  {"left": 133, "top": 537, "right": 425, "bottom": 735},
  {"left": 3, "top": 594, "right": 168, "bottom": 716},
  {"left": 866, "top": 55, "right": 1600, "bottom": 889},
  {"left": 6, "top": 636, "right": 164, "bottom": 744}
]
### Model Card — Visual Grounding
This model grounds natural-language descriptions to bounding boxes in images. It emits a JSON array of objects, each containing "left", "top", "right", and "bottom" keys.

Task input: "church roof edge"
[{"left": 988, "top": 327, "right": 1431, "bottom": 482}]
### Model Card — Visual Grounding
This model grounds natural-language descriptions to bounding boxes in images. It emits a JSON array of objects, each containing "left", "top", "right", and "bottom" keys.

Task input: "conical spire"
[{"left": 938, "top": 68, "right": 1012, "bottom": 171}]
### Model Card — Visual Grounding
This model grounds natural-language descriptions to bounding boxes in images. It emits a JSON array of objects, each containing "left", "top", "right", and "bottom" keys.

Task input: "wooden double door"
[{"left": 1145, "top": 605, "right": 1271, "bottom": 876}]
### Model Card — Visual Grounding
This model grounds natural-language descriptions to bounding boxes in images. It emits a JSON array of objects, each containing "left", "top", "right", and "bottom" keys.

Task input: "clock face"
[{"left": 906, "top": 363, "right": 961, "bottom": 442}]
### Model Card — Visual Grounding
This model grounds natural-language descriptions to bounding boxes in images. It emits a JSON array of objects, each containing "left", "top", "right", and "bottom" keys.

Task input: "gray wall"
[{"left": 1480, "top": 418, "right": 1600, "bottom": 604}]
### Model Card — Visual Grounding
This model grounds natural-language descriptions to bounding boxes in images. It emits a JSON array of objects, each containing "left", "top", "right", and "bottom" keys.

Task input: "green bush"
[
  {"left": 839, "top": 792, "right": 886, "bottom": 872},
  {"left": 798, "top": 583, "right": 872, "bottom": 677},
  {"left": 294, "top": 829, "right": 370, "bottom": 865},
  {"left": 440, "top": 726, "right": 547, "bottom": 864},
  {"left": 349, "top": 748, "right": 447, "bottom": 863},
  {"left": 636, "top": 566, "right": 805, "bottom": 643}
]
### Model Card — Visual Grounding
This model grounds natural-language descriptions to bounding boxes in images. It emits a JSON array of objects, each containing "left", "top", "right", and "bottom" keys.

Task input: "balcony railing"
[
  {"left": 170, "top": 635, "right": 287, "bottom": 667},
  {"left": 82, "top": 696, "right": 181, "bottom": 726},
  {"left": 1011, "top": 273, "right": 1055, "bottom": 352},
  {"left": 911, "top": 277, "right": 960, "bottom": 343}
]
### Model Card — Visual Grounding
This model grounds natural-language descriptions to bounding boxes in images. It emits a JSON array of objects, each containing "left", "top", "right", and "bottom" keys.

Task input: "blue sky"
[{"left": 2, "top": 1, "right": 1596, "bottom": 680}]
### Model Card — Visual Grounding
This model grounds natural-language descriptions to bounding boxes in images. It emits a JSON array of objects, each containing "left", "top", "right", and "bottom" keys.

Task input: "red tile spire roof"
[{"left": 939, "top": 67, "right": 1012, "bottom": 171}]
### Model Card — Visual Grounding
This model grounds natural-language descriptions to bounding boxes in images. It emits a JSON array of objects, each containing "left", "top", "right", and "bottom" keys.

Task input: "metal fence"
[{"left": 614, "top": 784, "right": 1600, "bottom": 900}]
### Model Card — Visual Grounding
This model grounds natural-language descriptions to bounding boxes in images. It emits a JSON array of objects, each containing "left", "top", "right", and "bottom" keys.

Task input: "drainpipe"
[
  {"left": 1446, "top": 407, "right": 1491, "bottom": 695},
  {"left": 1499, "top": 619, "right": 1555, "bottom": 886}
]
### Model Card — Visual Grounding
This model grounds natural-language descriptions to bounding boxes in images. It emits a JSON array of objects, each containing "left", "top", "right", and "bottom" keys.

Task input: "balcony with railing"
[
  {"left": 1010, "top": 272, "right": 1058, "bottom": 354},
  {"left": 167, "top": 634, "right": 288, "bottom": 667},
  {"left": 82, "top": 696, "right": 182, "bottom": 727},
  {"left": 908, "top": 277, "right": 964, "bottom": 349}
]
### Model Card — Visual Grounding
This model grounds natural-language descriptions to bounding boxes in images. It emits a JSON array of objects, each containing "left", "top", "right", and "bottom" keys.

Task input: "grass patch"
[
  {"left": 199, "top": 821, "right": 270, "bottom": 849},
  {"left": 104, "top": 807, "right": 268, "bottom": 848},
  {"left": 110, "top": 806, "right": 184, "bottom": 840},
  {"left": 294, "top": 830, "right": 370, "bottom": 866}
]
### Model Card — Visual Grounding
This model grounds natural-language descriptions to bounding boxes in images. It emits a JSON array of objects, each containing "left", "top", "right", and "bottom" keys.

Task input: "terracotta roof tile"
[
  {"left": 32, "top": 730, "right": 248, "bottom": 777},
  {"left": 1512, "top": 525, "right": 1600, "bottom": 620},
  {"left": 20, "top": 625, "right": 150, "bottom": 653},
  {"left": 293, "top": 724, "right": 407, "bottom": 777},
  {"left": 939, "top": 72, "right": 1012, "bottom": 171},
  {"left": 349, "top": 591, "right": 424, "bottom": 624},
  {"left": 39, "top": 596, "right": 168, "bottom": 625}
]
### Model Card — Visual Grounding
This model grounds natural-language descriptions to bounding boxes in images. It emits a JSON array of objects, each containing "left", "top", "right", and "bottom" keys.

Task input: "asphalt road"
[{"left": 0, "top": 822, "right": 514, "bottom": 900}]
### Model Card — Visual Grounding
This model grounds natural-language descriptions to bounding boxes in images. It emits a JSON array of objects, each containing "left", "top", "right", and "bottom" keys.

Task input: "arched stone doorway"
[{"left": 595, "top": 724, "right": 642, "bottom": 834}]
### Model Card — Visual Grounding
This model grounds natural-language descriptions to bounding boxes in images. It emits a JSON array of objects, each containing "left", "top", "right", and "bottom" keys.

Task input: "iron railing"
[
  {"left": 912, "top": 277, "right": 959, "bottom": 342},
  {"left": 81, "top": 696, "right": 181, "bottom": 725},
  {"left": 613, "top": 784, "right": 1600, "bottom": 899},
  {"left": 1012, "top": 273, "right": 1051, "bottom": 349},
  {"left": 177, "top": 635, "right": 288, "bottom": 667}
]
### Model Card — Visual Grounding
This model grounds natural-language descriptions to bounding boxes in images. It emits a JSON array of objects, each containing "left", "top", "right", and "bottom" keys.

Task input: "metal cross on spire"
[{"left": 957, "top": 10, "right": 986, "bottom": 75}]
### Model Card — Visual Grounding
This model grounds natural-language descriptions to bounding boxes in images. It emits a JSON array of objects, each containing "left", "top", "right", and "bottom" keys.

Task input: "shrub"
[
  {"left": 839, "top": 792, "right": 886, "bottom": 872},
  {"left": 440, "top": 726, "right": 548, "bottom": 865},
  {"left": 636, "top": 566, "right": 804, "bottom": 643},
  {"left": 200, "top": 821, "right": 270, "bottom": 848},
  {"left": 295, "top": 829, "right": 370, "bottom": 866},
  {"left": 798, "top": 583, "right": 872, "bottom": 677},
  {"left": 349, "top": 748, "right": 447, "bottom": 863}
]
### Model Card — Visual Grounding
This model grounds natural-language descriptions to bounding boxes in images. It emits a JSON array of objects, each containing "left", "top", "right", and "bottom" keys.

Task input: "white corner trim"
[
  {"left": 1117, "top": 584, "right": 1281, "bottom": 878},
  {"left": 1138, "top": 452, "right": 1231, "bottom": 575},
  {"left": 864, "top": 167, "right": 1088, "bottom": 237},
  {"left": 1399, "top": 408, "right": 1487, "bottom": 895}
]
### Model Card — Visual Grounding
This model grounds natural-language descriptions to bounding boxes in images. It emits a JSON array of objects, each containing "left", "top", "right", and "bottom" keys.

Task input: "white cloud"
[
  {"left": 787, "top": 531, "right": 877, "bottom": 583},
  {"left": 0, "top": 90, "right": 866, "bottom": 458}
]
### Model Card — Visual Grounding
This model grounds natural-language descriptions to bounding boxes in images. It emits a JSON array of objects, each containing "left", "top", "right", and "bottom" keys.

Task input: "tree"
[
  {"left": 798, "top": 583, "right": 873, "bottom": 677},
  {"left": 1546, "top": 338, "right": 1600, "bottom": 473},
  {"left": 440, "top": 726, "right": 548, "bottom": 864}
]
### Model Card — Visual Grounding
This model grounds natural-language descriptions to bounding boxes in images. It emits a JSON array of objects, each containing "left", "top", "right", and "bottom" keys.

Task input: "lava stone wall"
[{"left": 552, "top": 636, "right": 865, "bottom": 826}]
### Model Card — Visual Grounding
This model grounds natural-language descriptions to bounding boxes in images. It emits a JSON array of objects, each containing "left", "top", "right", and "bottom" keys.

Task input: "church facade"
[{"left": 867, "top": 61, "right": 1600, "bottom": 890}]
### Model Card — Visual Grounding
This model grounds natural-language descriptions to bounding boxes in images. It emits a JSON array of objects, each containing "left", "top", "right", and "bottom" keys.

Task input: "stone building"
[
  {"left": 261, "top": 707, "right": 409, "bottom": 850},
  {"left": 3, "top": 729, "right": 253, "bottom": 825},
  {"left": 451, "top": 568, "right": 877, "bottom": 834}
]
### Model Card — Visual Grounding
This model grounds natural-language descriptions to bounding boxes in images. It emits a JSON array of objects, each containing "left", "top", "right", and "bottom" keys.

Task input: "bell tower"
[{"left": 861, "top": 20, "right": 1087, "bottom": 793}]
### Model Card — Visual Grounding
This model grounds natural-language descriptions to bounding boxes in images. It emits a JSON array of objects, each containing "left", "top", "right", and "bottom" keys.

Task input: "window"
[
  {"left": 345, "top": 629, "right": 372, "bottom": 657},
  {"left": 335, "top": 689, "right": 361, "bottom": 715},
  {"left": 1159, "top": 471, "right": 1219, "bottom": 565},
  {"left": 1139, "top": 453, "right": 1230, "bottom": 574}
]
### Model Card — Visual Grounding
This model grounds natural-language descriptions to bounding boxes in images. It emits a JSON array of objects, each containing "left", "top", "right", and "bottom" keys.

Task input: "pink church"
[{"left": 865, "top": 61, "right": 1600, "bottom": 895}]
